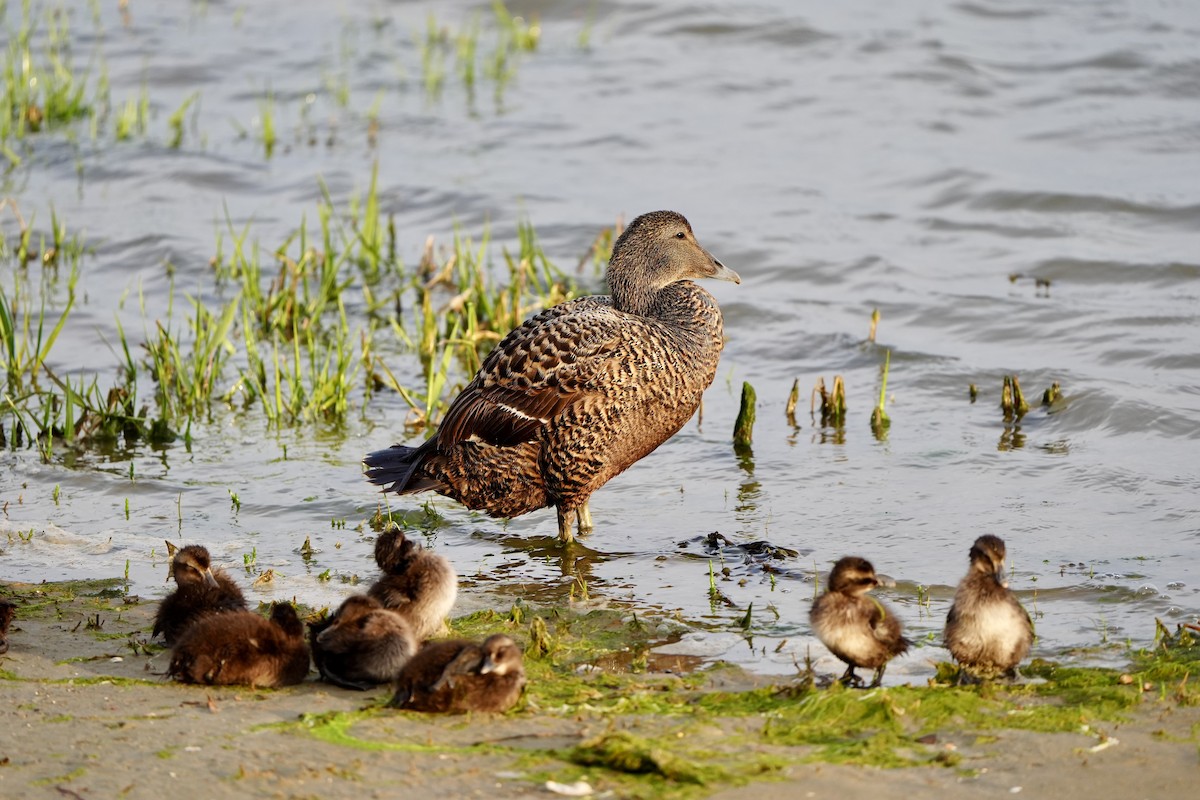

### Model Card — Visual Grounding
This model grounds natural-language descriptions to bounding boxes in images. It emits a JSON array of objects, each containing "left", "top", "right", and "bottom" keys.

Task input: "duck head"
[
  {"left": 968, "top": 535, "right": 1009, "bottom": 587},
  {"left": 165, "top": 541, "right": 220, "bottom": 589},
  {"left": 374, "top": 527, "right": 419, "bottom": 575},
  {"left": 828, "top": 556, "right": 880, "bottom": 596},
  {"left": 478, "top": 634, "right": 523, "bottom": 676},
  {"left": 607, "top": 210, "right": 740, "bottom": 316}
]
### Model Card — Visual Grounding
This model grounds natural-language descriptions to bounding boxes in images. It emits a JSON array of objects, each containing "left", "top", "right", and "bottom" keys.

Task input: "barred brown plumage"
[{"left": 364, "top": 210, "right": 740, "bottom": 543}]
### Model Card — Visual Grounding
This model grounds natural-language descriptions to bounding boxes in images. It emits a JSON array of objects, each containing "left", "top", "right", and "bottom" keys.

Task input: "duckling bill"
[
  {"left": 944, "top": 535, "right": 1033, "bottom": 682},
  {"left": 389, "top": 633, "right": 525, "bottom": 713},
  {"left": 810, "top": 556, "right": 909, "bottom": 688},
  {"left": 154, "top": 541, "right": 247, "bottom": 645},
  {"left": 168, "top": 602, "right": 310, "bottom": 688},
  {"left": 366, "top": 528, "right": 457, "bottom": 641},
  {"left": 364, "top": 210, "right": 740, "bottom": 543},
  {"left": 310, "top": 594, "right": 417, "bottom": 691}
]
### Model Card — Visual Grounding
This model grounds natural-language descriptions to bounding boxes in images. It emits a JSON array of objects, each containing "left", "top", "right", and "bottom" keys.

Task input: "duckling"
[
  {"left": 389, "top": 633, "right": 525, "bottom": 713},
  {"left": 944, "top": 535, "right": 1033, "bottom": 682},
  {"left": 365, "top": 210, "right": 740, "bottom": 543},
  {"left": 153, "top": 541, "right": 247, "bottom": 645},
  {"left": 0, "top": 599, "right": 15, "bottom": 656},
  {"left": 310, "top": 594, "right": 418, "bottom": 691},
  {"left": 810, "top": 556, "right": 910, "bottom": 688},
  {"left": 168, "top": 602, "right": 310, "bottom": 688},
  {"left": 367, "top": 528, "right": 457, "bottom": 641}
]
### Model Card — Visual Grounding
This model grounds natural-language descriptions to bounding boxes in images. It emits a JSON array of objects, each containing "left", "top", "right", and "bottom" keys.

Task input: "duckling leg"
[
  {"left": 839, "top": 664, "right": 861, "bottom": 687},
  {"left": 868, "top": 665, "right": 886, "bottom": 689},
  {"left": 556, "top": 507, "right": 576, "bottom": 544},
  {"left": 577, "top": 502, "right": 593, "bottom": 535}
]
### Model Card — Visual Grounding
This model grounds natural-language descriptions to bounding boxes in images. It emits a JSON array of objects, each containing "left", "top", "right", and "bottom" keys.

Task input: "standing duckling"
[
  {"left": 310, "top": 594, "right": 418, "bottom": 691},
  {"left": 364, "top": 210, "right": 740, "bottom": 543},
  {"left": 810, "top": 556, "right": 910, "bottom": 688},
  {"left": 168, "top": 602, "right": 310, "bottom": 688},
  {"left": 367, "top": 528, "right": 457, "bottom": 641},
  {"left": 0, "top": 599, "right": 15, "bottom": 655},
  {"left": 154, "top": 542, "right": 247, "bottom": 645},
  {"left": 389, "top": 633, "right": 525, "bottom": 713},
  {"left": 944, "top": 535, "right": 1033, "bottom": 682}
]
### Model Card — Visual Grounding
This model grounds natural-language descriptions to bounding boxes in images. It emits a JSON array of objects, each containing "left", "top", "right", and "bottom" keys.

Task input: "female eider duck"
[
  {"left": 810, "top": 556, "right": 910, "bottom": 688},
  {"left": 389, "top": 633, "right": 525, "bottom": 713},
  {"left": 310, "top": 594, "right": 418, "bottom": 691},
  {"left": 364, "top": 210, "right": 740, "bottom": 542},
  {"left": 168, "top": 602, "right": 310, "bottom": 688},
  {"left": 153, "top": 542, "right": 247, "bottom": 645},
  {"left": 367, "top": 528, "right": 457, "bottom": 641},
  {"left": 944, "top": 535, "right": 1033, "bottom": 682}
]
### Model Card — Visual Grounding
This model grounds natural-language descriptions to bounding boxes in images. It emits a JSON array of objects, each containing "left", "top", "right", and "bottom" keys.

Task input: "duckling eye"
[{"left": 674, "top": 231, "right": 686, "bottom": 239}]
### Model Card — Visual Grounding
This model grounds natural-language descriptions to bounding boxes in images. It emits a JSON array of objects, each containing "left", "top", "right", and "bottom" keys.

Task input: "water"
[{"left": 2, "top": 0, "right": 1198, "bottom": 681}]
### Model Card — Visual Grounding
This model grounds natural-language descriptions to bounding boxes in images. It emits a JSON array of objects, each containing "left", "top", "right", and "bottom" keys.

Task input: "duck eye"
[{"left": 675, "top": 231, "right": 686, "bottom": 239}]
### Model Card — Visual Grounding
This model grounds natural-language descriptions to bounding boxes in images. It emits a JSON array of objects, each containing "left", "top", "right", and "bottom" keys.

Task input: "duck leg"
[
  {"left": 868, "top": 665, "right": 886, "bottom": 689},
  {"left": 556, "top": 507, "right": 576, "bottom": 544},
  {"left": 576, "top": 502, "right": 593, "bottom": 535},
  {"left": 839, "top": 664, "right": 862, "bottom": 687}
]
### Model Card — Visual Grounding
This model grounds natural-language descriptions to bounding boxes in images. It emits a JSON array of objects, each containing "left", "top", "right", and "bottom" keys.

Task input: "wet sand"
[{"left": 0, "top": 581, "right": 1195, "bottom": 800}]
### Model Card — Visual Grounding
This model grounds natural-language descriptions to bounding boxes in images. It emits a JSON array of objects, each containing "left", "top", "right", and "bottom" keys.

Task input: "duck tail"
[{"left": 364, "top": 438, "right": 441, "bottom": 494}]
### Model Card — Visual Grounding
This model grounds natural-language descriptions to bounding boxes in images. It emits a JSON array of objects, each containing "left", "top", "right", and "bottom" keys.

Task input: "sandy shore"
[{"left": 1, "top": 580, "right": 1196, "bottom": 800}]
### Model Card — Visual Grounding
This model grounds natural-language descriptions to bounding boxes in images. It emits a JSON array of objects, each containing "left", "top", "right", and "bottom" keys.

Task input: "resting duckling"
[
  {"left": 389, "top": 633, "right": 525, "bottom": 713},
  {"left": 944, "top": 535, "right": 1033, "bottom": 682},
  {"left": 310, "top": 594, "right": 418, "bottom": 691},
  {"left": 367, "top": 528, "right": 457, "bottom": 641},
  {"left": 810, "top": 556, "right": 910, "bottom": 688},
  {"left": 167, "top": 602, "right": 310, "bottom": 688},
  {"left": 0, "top": 599, "right": 15, "bottom": 655},
  {"left": 154, "top": 541, "right": 247, "bottom": 645}
]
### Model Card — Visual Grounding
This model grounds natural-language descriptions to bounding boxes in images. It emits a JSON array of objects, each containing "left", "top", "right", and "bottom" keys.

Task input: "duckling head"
[
  {"left": 828, "top": 556, "right": 880, "bottom": 597},
  {"left": 166, "top": 542, "right": 220, "bottom": 589},
  {"left": 374, "top": 528, "right": 419, "bottom": 574},
  {"left": 968, "top": 535, "right": 1007, "bottom": 583},
  {"left": 269, "top": 601, "right": 304, "bottom": 637},
  {"left": 316, "top": 595, "right": 384, "bottom": 645},
  {"left": 607, "top": 211, "right": 740, "bottom": 316},
  {"left": 478, "top": 634, "right": 523, "bottom": 676}
]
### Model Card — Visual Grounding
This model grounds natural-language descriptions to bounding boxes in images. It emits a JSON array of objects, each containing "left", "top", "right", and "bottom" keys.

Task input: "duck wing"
[{"left": 435, "top": 297, "right": 624, "bottom": 448}]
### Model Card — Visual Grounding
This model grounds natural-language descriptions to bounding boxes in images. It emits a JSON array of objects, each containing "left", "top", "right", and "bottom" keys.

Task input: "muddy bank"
[{"left": 0, "top": 579, "right": 1196, "bottom": 799}]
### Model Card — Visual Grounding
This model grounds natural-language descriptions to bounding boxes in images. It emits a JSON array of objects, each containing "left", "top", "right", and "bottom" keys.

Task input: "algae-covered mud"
[
  {"left": 2, "top": 0, "right": 1199, "bottom": 688},
  {"left": 1, "top": 580, "right": 1199, "bottom": 799}
]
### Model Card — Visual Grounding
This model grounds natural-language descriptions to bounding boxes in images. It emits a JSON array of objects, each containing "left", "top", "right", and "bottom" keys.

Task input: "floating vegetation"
[
  {"left": 867, "top": 307, "right": 880, "bottom": 343},
  {"left": 732, "top": 381, "right": 755, "bottom": 451},
  {"left": 1042, "top": 381, "right": 1062, "bottom": 406},
  {"left": 1001, "top": 374, "right": 1030, "bottom": 421},
  {"left": 811, "top": 375, "right": 846, "bottom": 428},
  {"left": 784, "top": 378, "right": 799, "bottom": 428},
  {"left": 870, "top": 350, "right": 891, "bottom": 439}
]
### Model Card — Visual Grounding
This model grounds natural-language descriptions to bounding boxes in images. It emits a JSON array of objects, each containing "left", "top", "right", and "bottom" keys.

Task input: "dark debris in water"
[{"left": 678, "top": 531, "right": 804, "bottom": 562}]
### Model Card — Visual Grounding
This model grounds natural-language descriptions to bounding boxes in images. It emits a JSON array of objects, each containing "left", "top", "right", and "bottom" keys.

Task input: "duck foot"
[
  {"left": 577, "top": 503, "right": 593, "bottom": 534},
  {"left": 838, "top": 666, "right": 864, "bottom": 688},
  {"left": 556, "top": 508, "right": 576, "bottom": 544}
]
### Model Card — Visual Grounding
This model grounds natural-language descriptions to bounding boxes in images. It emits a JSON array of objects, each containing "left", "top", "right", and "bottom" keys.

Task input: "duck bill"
[
  {"left": 705, "top": 253, "right": 741, "bottom": 284},
  {"left": 479, "top": 655, "right": 502, "bottom": 676},
  {"left": 202, "top": 568, "right": 220, "bottom": 588}
]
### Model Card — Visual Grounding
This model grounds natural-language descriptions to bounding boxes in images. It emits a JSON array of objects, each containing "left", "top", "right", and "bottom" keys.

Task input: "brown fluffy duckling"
[
  {"left": 154, "top": 541, "right": 247, "bottom": 645},
  {"left": 366, "top": 528, "right": 457, "bottom": 641},
  {"left": 810, "top": 556, "right": 910, "bottom": 688},
  {"left": 389, "top": 633, "right": 525, "bottom": 713},
  {"left": 0, "top": 599, "right": 15, "bottom": 655},
  {"left": 944, "top": 535, "right": 1033, "bottom": 682},
  {"left": 310, "top": 594, "right": 418, "bottom": 691},
  {"left": 167, "top": 602, "right": 310, "bottom": 688},
  {"left": 364, "top": 210, "right": 740, "bottom": 543}
]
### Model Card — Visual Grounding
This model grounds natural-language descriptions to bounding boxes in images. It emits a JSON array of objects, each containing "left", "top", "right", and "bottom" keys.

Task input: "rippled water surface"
[{"left": 2, "top": 0, "right": 1198, "bottom": 680}]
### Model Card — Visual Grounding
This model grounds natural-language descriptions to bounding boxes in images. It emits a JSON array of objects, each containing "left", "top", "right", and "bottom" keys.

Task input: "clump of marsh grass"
[
  {"left": 812, "top": 375, "right": 846, "bottom": 428},
  {"left": 1001, "top": 374, "right": 1029, "bottom": 421},
  {"left": 732, "top": 381, "right": 756, "bottom": 451},
  {"left": 870, "top": 350, "right": 891, "bottom": 439}
]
